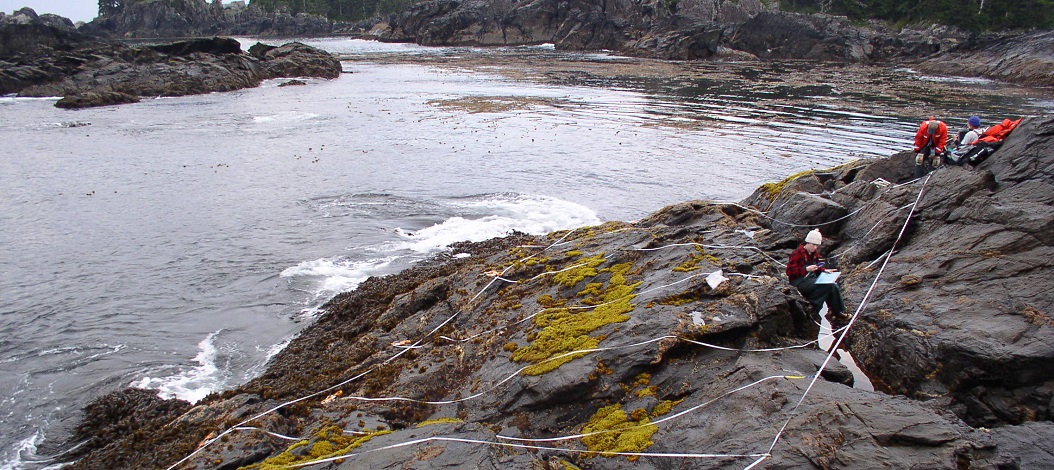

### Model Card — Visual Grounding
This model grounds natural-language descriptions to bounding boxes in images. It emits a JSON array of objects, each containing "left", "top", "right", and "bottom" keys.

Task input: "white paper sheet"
[{"left": 816, "top": 271, "right": 840, "bottom": 284}]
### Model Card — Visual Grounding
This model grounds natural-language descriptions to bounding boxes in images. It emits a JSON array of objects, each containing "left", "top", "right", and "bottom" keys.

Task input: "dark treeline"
[{"left": 781, "top": 0, "right": 1054, "bottom": 31}]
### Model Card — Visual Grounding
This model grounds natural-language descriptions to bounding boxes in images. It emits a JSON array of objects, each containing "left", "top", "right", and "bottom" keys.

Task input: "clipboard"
[{"left": 816, "top": 271, "right": 840, "bottom": 284}]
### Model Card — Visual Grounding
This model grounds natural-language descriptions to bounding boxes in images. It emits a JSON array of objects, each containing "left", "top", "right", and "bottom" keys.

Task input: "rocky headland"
[
  {"left": 367, "top": 0, "right": 1054, "bottom": 86},
  {"left": 0, "top": 8, "right": 342, "bottom": 108},
  {"left": 4, "top": 0, "right": 1052, "bottom": 108},
  {"left": 56, "top": 115, "right": 1054, "bottom": 468}
]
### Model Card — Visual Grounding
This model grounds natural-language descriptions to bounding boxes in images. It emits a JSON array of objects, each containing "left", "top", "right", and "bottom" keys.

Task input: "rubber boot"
[{"left": 913, "top": 164, "right": 926, "bottom": 179}]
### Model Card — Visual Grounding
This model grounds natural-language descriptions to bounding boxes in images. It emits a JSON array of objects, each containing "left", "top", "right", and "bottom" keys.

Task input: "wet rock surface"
[
  {"left": 372, "top": 0, "right": 1051, "bottom": 85},
  {"left": 8, "top": 1, "right": 1053, "bottom": 90},
  {"left": 1, "top": 12, "right": 342, "bottom": 108},
  {"left": 60, "top": 117, "right": 1054, "bottom": 469},
  {"left": 915, "top": 30, "right": 1054, "bottom": 87}
]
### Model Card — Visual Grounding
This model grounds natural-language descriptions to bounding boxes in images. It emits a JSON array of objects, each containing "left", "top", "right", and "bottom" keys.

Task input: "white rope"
[
  {"left": 630, "top": 242, "right": 788, "bottom": 267},
  {"left": 337, "top": 334, "right": 830, "bottom": 408},
  {"left": 285, "top": 435, "right": 770, "bottom": 468},
  {"left": 496, "top": 374, "right": 807, "bottom": 443},
  {"left": 712, "top": 201, "right": 867, "bottom": 228},
  {"left": 168, "top": 171, "right": 916, "bottom": 468},
  {"left": 744, "top": 173, "right": 932, "bottom": 469},
  {"left": 279, "top": 375, "right": 808, "bottom": 469},
  {"left": 165, "top": 231, "right": 580, "bottom": 469}
]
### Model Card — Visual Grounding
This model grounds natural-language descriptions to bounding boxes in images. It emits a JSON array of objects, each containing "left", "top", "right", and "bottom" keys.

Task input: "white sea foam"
[
  {"left": 0, "top": 428, "right": 78, "bottom": 470},
  {"left": 281, "top": 256, "right": 396, "bottom": 301},
  {"left": 278, "top": 194, "right": 598, "bottom": 315},
  {"left": 395, "top": 194, "right": 600, "bottom": 254},
  {"left": 133, "top": 331, "right": 222, "bottom": 404},
  {"left": 0, "top": 431, "right": 42, "bottom": 470},
  {"left": 252, "top": 112, "right": 321, "bottom": 123},
  {"left": 245, "top": 338, "right": 293, "bottom": 380}
]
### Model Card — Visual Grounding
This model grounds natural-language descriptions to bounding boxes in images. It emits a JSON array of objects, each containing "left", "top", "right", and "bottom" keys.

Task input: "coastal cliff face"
[
  {"left": 9, "top": 1, "right": 1053, "bottom": 88},
  {"left": 82, "top": 0, "right": 338, "bottom": 38},
  {"left": 0, "top": 10, "right": 342, "bottom": 108},
  {"left": 62, "top": 117, "right": 1054, "bottom": 469},
  {"left": 369, "top": 0, "right": 1054, "bottom": 85},
  {"left": 914, "top": 30, "right": 1054, "bottom": 87}
]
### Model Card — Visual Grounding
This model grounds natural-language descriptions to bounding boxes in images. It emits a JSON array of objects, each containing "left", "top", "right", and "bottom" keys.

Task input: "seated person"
[
  {"left": 949, "top": 115, "right": 985, "bottom": 164},
  {"left": 958, "top": 115, "right": 985, "bottom": 147},
  {"left": 786, "top": 229, "right": 848, "bottom": 320}
]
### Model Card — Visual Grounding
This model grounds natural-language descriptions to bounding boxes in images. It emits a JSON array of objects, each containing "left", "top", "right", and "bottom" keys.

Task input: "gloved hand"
[{"left": 915, "top": 153, "right": 925, "bottom": 166}]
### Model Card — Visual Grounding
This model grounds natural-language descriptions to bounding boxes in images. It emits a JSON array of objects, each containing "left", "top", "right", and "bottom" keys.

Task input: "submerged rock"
[{"left": 58, "top": 115, "right": 1054, "bottom": 468}]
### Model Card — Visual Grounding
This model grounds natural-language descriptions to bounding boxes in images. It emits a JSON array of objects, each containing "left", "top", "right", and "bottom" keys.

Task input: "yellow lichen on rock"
[
  {"left": 511, "top": 257, "right": 641, "bottom": 375},
  {"left": 552, "top": 253, "right": 606, "bottom": 288},
  {"left": 759, "top": 169, "right": 816, "bottom": 201},
  {"left": 415, "top": 417, "right": 464, "bottom": 427},
  {"left": 673, "top": 246, "right": 721, "bottom": 273},
  {"left": 241, "top": 425, "right": 391, "bottom": 470},
  {"left": 580, "top": 404, "right": 658, "bottom": 461}
]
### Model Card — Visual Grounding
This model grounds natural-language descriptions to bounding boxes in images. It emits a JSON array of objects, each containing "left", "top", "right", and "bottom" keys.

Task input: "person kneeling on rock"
[
  {"left": 786, "top": 229, "right": 848, "bottom": 320},
  {"left": 913, "top": 117, "right": 948, "bottom": 178}
]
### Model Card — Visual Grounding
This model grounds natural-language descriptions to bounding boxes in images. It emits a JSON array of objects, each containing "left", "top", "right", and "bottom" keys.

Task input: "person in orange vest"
[{"left": 913, "top": 117, "right": 948, "bottom": 178}]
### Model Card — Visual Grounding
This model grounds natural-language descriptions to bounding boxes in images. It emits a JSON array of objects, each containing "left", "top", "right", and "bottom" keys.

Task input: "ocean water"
[{"left": 0, "top": 39, "right": 1047, "bottom": 469}]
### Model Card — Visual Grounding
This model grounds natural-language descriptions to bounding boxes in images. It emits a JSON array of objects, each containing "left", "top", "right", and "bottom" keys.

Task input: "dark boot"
[{"left": 913, "top": 164, "right": 926, "bottom": 178}]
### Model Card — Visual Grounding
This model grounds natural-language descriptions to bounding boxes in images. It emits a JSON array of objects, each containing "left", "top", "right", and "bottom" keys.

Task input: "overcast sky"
[{"left": 1, "top": 0, "right": 238, "bottom": 23}]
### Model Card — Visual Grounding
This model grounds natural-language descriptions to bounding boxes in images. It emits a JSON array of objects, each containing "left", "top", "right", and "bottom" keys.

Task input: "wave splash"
[{"left": 133, "top": 192, "right": 597, "bottom": 405}]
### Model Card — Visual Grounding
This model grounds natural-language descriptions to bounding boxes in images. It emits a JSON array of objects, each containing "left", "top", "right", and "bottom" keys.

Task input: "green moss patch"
[
  {"left": 580, "top": 404, "right": 658, "bottom": 461},
  {"left": 758, "top": 169, "right": 815, "bottom": 201},
  {"left": 415, "top": 417, "right": 464, "bottom": 427},
  {"left": 242, "top": 425, "right": 390, "bottom": 469},
  {"left": 672, "top": 246, "right": 721, "bottom": 273},
  {"left": 510, "top": 258, "right": 641, "bottom": 375},
  {"left": 552, "top": 253, "right": 606, "bottom": 288}
]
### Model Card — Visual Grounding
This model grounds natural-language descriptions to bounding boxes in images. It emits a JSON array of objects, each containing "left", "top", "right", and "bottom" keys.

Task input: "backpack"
[{"left": 949, "top": 118, "right": 1022, "bottom": 166}]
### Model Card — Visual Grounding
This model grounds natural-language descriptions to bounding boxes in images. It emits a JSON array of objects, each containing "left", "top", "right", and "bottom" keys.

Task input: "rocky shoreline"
[
  {"left": 4, "top": 0, "right": 1054, "bottom": 108},
  {"left": 1, "top": 8, "right": 342, "bottom": 108},
  {"left": 367, "top": 1, "right": 1053, "bottom": 87},
  {"left": 54, "top": 115, "right": 1054, "bottom": 468},
  {"left": 6, "top": 3, "right": 1052, "bottom": 468}
]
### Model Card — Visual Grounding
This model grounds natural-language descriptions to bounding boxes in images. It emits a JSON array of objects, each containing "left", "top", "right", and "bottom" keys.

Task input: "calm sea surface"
[{"left": 0, "top": 38, "right": 1048, "bottom": 468}]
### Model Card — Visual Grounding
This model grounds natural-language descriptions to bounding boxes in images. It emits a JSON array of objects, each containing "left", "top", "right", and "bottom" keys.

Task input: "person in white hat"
[{"left": 786, "top": 229, "right": 847, "bottom": 320}]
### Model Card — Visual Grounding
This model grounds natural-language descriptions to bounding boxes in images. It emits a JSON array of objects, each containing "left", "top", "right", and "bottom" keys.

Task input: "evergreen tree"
[{"left": 98, "top": 0, "right": 125, "bottom": 16}]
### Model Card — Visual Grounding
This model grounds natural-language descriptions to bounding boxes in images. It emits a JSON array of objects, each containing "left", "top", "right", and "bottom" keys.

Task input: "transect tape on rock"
[{"left": 167, "top": 177, "right": 931, "bottom": 469}]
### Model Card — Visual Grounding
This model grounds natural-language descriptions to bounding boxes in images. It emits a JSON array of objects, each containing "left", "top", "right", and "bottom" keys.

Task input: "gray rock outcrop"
[
  {"left": 376, "top": 0, "right": 773, "bottom": 56},
  {"left": 1, "top": 11, "right": 342, "bottom": 108},
  {"left": 915, "top": 30, "right": 1054, "bottom": 87},
  {"left": 369, "top": 0, "right": 1054, "bottom": 86},
  {"left": 743, "top": 116, "right": 1054, "bottom": 431},
  {"left": 81, "top": 0, "right": 343, "bottom": 38},
  {"left": 60, "top": 117, "right": 1054, "bottom": 469},
  {"left": 0, "top": 7, "right": 89, "bottom": 57}
]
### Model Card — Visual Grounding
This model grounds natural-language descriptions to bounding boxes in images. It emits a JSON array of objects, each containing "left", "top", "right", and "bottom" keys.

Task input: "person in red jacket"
[
  {"left": 913, "top": 117, "right": 948, "bottom": 178},
  {"left": 786, "top": 229, "right": 847, "bottom": 320}
]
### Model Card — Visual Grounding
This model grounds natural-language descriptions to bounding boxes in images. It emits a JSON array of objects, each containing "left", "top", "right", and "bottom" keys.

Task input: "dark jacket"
[{"left": 786, "top": 244, "right": 825, "bottom": 282}]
